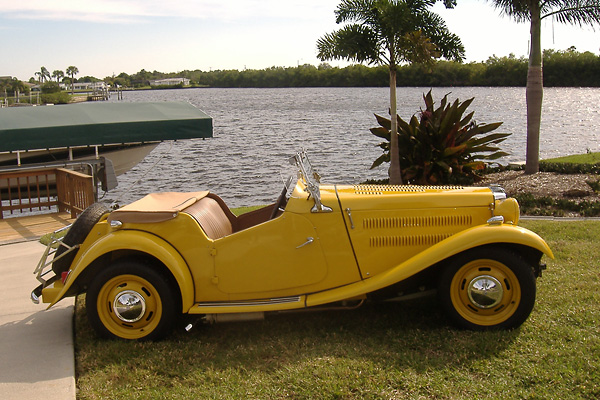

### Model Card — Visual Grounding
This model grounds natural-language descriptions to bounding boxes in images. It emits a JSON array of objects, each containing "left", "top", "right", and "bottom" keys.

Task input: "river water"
[{"left": 104, "top": 87, "right": 600, "bottom": 208}]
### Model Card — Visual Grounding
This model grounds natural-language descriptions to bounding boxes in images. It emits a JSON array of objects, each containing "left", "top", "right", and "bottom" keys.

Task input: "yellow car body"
[{"left": 33, "top": 151, "right": 553, "bottom": 340}]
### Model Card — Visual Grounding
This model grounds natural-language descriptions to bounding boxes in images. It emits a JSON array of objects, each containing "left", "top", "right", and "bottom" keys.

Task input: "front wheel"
[
  {"left": 86, "top": 260, "right": 178, "bottom": 340},
  {"left": 438, "top": 247, "right": 536, "bottom": 330}
]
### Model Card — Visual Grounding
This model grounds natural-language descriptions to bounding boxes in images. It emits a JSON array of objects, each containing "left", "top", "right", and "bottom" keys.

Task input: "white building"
[
  {"left": 59, "top": 81, "right": 108, "bottom": 91},
  {"left": 149, "top": 78, "right": 190, "bottom": 86}
]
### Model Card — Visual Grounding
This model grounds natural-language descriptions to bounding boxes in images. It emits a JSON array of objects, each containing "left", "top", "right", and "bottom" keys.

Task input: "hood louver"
[
  {"left": 354, "top": 185, "right": 464, "bottom": 195},
  {"left": 363, "top": 215, "right": 473, "bottom": 229},
  {"left": 370, "top": 234, "right": 452, "bottom": 248}
]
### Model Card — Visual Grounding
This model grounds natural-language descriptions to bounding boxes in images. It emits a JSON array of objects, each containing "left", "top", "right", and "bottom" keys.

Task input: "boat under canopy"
[
  {"left": 0, "top": 101, "right": 213, "bottom": 194},
  {"left": 0, "top": 101, "right": 213, "bottom": 154}
]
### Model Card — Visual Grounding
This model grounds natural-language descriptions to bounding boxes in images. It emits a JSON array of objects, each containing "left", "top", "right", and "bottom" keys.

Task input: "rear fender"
[
  {"left": 45, "top": 230, "right": 195, "bottom": 312},
  {"left": 307, "top": 224, "right": 553, "bottom": 307}
]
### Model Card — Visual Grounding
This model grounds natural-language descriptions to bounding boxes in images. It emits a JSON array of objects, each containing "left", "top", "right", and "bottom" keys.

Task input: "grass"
[
  {"left": 542, "top": 151, "right": 600, "bottom": 165},
  {"left": 74, "top": 220, "right": 600, "bottom": 399},
  {"left": 230, "top": 205, "right": 264, "bottom": 216}
]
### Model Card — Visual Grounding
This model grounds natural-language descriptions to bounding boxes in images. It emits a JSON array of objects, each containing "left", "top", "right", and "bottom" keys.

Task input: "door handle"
[
  {"left": 345, "top": 208, "right": 355, "bottom": 229},
  {"left": 296, "top": 237, "right": 314, "bottom": 249}
]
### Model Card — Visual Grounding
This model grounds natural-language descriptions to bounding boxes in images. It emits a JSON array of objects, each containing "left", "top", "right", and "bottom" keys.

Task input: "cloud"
[{"left": 0, "top": 0, "right": 339, "bottom": 24}]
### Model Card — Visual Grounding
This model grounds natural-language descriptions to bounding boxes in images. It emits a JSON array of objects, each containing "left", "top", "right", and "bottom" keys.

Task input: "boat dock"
[{"left": 0, "top": 212, "right": 74, "bottom": 245}]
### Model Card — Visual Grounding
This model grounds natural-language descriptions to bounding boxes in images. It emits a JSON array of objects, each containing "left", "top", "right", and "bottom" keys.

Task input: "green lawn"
[
  {"left": 543, "top": 151, "right": 600, "bottom": 164},
  {"left": 74, "top": 220, "right": 600, "bottom": 399}
]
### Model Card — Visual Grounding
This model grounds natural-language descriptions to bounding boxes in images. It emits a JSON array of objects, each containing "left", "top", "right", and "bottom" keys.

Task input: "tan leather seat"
[{"left": 184, "top": 197, "right": 233, "bottom": 239}]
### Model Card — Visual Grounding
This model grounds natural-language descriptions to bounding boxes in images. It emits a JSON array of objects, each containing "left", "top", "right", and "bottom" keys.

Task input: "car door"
[{"left": 213, "top": 212, "right": 328, "bottom": 297}]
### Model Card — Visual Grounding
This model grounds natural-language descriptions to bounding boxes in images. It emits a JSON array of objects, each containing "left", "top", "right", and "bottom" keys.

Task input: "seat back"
[{"left": 184, "top": 196, "right": 233, "bottom": 239}]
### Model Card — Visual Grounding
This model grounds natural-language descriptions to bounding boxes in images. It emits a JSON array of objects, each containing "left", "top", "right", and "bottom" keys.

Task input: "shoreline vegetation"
[
  {"left": 102, "top": 49, "right": 600, "bottom": 89},
  {"left": 32, "top": 49, "right": 600, "bottom": 102},
  {"left": 3, "top": 48, "right": 599, "bottom": 95},
  {"left": 2, "top": 49, "right": 599, "bottom": 106}
]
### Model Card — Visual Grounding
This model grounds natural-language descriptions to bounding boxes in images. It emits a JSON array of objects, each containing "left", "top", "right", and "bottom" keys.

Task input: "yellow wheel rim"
[
  {"left": 450, "top": 259, "right": 521, "bottom": 326},
  {"left": 95, "top": 274, "right": 163, "bottom": 340}
]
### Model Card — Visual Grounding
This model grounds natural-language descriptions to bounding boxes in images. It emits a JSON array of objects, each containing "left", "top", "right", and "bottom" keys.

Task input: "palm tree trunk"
[
  {"left": 388, "top": 67, "right": 403, "bottom": 184},
  {"left": 525, "top": 7, "right": 543, "bottom": 175}
]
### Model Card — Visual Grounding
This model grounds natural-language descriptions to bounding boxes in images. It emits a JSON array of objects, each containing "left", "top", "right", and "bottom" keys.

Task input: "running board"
[{"left": 189, "top": 295, "right": 305, "bottom": 314}]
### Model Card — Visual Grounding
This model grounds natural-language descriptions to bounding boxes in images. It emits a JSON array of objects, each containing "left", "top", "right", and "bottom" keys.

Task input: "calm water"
[{"left": 104, "top": 87, "right": 600, "bottom": 208}]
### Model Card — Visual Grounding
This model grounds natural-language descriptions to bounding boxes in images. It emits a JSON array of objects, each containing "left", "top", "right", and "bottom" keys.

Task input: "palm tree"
[
  {"left": 66, "top": 66, "right": 79, "bottom": 94},
  {"left": 52, "top": 70, "right": 64, "bottom": 83},
  {"left": 35, "top": 66, "right": 50, "bottom": 84},
  {"left": 317, "top": 0, "right": 464, "bottom": 184},
  {"left": 488, "top": 0, "right": 600, "bottom": 174}
]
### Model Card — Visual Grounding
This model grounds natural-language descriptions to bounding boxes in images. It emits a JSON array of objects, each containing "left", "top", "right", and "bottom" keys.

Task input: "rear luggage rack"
[{"left": 31, "top": 225, "right": 79, "bottom": 304}]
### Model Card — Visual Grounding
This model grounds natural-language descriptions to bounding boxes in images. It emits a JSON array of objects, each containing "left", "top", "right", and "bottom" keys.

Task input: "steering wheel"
[{"left": 270, "top": 176, "right": 294, "bottom": 219}]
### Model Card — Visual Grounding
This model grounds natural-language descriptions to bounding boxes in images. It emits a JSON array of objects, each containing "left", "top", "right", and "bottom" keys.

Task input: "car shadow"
[
  {"left": 0, "top": 306, "right": 74, "bottom": 384},
  {"left": 75, "top": 295, "right": 522, "bottom": 379}
]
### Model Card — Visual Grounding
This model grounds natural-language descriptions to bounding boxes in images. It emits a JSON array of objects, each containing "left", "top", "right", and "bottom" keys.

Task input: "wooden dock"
[{"left": 0, "top": 212, "right": 74, "bottom": 245}]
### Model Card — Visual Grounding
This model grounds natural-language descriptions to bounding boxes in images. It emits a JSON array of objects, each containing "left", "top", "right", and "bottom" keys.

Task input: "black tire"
[
  {"left": 438, "top": 247, "right": 536, "bottom": 330},
  {"left": 86, "top": 260, "right": 178, "bottom": 341},
  {"left": 52, "top": 203, "right": 110, "bottom": 274}
]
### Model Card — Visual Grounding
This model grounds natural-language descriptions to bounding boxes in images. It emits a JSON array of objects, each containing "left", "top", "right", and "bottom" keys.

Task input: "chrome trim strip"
[{"left": 197, "top": 296, "right": 302, "bottom": 308}]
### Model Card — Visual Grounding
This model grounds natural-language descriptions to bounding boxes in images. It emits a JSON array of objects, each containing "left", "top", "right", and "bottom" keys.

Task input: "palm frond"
[
  {"left": 487, "top": 0, "right": 531, "bottom": 22},
  {"left": 317, "top": 25, "right": 382, "bottom": 64},
  {"left": 543, "top": 0, "right": 600, "bottom": 25}
]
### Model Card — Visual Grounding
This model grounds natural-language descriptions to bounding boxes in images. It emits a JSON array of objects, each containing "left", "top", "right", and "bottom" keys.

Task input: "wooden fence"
[{"left": 0, "top": 168, "right": 94, "bottom": 219}]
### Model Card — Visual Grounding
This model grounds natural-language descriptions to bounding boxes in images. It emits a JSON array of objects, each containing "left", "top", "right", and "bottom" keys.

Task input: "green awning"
[{"left": 0, "top": 102, "right": 213, "bottom": 152}]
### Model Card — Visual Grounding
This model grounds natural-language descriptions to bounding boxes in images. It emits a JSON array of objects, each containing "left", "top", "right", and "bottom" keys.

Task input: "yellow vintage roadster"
[{"left": 32, "top": 151, "right": 553, "bottom": 340}]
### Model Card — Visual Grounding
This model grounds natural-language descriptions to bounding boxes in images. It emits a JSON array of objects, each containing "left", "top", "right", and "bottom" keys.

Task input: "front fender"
[
  {"left": 307, "top": 223, "right": 553, "bottom": 307},
  {"left": 44, "top": 230, "right": 195, "bottom": 313}
]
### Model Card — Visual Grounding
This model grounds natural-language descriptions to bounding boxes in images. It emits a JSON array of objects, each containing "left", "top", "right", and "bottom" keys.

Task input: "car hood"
[{"left": 324, "top": 184, "right": 496, "bottom": 211}]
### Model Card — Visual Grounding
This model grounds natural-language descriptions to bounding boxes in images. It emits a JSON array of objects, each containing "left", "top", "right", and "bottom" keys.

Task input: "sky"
[{"left": 1, "top": 0, "right": 599, "bottom": 82}]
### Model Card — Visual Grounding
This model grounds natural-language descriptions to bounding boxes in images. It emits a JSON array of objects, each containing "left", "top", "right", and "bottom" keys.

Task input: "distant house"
[
  {"left": 59, "top": 81, "right": 108, "bottom": 91},
  {"left": 149, "top": 78, "right": 190, "bottom": 86}
]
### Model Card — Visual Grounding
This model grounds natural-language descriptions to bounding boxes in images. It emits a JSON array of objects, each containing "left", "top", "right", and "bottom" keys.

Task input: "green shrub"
[
  {"left": 41, "top": 81, "right": 61, "bottom": 94},
  {"left": 586, "top": 178, "right": 600, "bottom": 192},
  {"left": 41, "top": 91, "right": 72, "bottom": 104},
  {"left": 513, "top": 193, "right": 600, "bottom": 217},
  {"left": 539, "top": 161, "right": 600, "bottom": 174},
  {"left": 371, "top": 90, "right": 511, "bottom": 185}
]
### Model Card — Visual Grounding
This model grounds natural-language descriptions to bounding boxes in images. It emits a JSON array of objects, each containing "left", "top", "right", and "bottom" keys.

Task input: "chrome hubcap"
[
  {"left": 467, "top": 275, "right": 503, "bottom": 309},
  {"left": 113, "top": 290, "right": 146, "bottom": 322}
]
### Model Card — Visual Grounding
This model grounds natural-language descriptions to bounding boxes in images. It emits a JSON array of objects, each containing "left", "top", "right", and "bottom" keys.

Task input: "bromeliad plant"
[{"left": 371, "top": 90, "right": 511, "bottom": 185}]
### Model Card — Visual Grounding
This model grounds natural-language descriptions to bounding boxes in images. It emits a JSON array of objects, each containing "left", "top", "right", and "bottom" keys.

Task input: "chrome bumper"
[{"left": 31, "top": 225, "right": 78, "bottom": 304}]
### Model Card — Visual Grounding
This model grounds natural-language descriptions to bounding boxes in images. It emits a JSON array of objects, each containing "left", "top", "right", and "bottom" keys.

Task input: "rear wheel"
[
  {"left": 86, "top": 260, "right": 177, "bottom": 340},
  {"left": 438, "top": 247, "right": 536, "bottom": 330}
]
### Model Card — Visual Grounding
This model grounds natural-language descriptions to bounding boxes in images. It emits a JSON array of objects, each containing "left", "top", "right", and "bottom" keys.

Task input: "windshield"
[{"left": 289, "top": 150, "right": 331, "bottom": 213}]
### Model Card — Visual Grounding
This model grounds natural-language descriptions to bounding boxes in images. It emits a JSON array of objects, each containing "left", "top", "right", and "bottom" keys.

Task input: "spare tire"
[{"left": 52, "top": 203, "right": 111, "bottom": 275}]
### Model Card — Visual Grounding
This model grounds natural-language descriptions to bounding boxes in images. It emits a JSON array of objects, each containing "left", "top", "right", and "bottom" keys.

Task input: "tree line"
[
  {"left": 98, "top": 48, "right": 600, "bottom": 89},
  {"left": 3, "top": 48, "right": 599, "bottom": 96}
]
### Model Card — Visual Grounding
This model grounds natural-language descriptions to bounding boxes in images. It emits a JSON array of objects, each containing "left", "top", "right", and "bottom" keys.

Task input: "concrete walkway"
[{"left": 0, "top": 240, "right": 75, "bottom": 400}]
